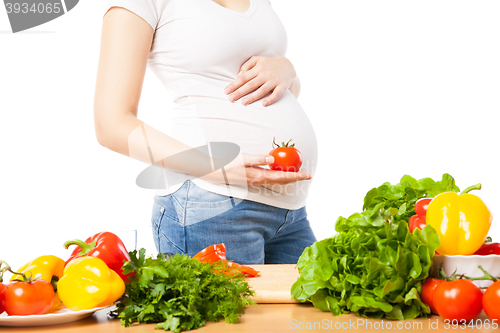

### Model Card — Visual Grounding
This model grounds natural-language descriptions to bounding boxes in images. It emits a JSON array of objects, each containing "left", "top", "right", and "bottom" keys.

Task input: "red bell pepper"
[
  {"left": 193, "top": 243, "right": 259, "bottom": 277},
  {"left": 409, "top": 198, "right": 432, "bottom": 233},
  {"left": 474, "top": 242, "right": 500, "bottom": 255},
  {"left": 63, "top": 232, "right": 134, "bottom": 283}
]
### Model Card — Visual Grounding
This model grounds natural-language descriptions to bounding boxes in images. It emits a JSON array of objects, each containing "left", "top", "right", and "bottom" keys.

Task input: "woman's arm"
[
  {"left": 94, "top": 8, "right": 311, "bottom": 185},
  {"left": 94, "top": 7, "right": 182, "bottom": 162}
]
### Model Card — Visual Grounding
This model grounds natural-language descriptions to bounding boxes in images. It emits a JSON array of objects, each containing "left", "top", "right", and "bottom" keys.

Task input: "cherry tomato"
[
  {"left": 433, "top": 279, "right": 483, "bottom": 322},
  {"left": 421, "top": 278, "right": 443, "bottom": 314},
  {"left": 1, "top": 280, "right": 54, "bottom": 316},
  {"left": 414, "top": 198, "right": 432, "bottom": 216},
  {"left": 483, "top": 280, "right": 500, "bottom": 320},
  {"left": 474, "top": 242, "right": 500, "bottom": 255}
]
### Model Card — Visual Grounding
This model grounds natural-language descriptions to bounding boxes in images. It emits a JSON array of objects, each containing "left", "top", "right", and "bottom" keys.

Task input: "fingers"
[
  {"left": 223, "top": 56, "right": 259, "bottom": 96},
  {"left": 240, "top": 56, "right": 259, "bottom": 73},
  {"left": 262, "top": 85, "right": 286, "bottom": 107},
  {"left": 240, "top": 82, "right": 274, "bottom": 106},
  {"left": 246, "top": 167, "right": 312, "bottom": 186},
  {"left": 242, "top": 153, "right": 274, "bottom": 166},
  {"left": 227, "top": 74, "right": 263, "bottom": 102},
  {"left": 263, "top": 168, "right": 312, "bottom": 182},
  {"left": 224, "top": 70, "right": 258, "bottom": 97}
]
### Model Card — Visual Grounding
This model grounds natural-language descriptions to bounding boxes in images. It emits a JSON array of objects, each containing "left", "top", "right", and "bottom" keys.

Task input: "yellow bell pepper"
[
  {"left": 427, "top": 183, "right": 492, "bottom": 255},
  {"left": 57, "top": 256, "right": 125, "bottom": 311},
  {"left": 10, "top": 255, "right": 65, "bottom": 312}
]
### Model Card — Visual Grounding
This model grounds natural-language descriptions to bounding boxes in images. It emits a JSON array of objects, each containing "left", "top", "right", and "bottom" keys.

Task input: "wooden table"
[{"left": 1, "top": 304, "right": 499, "bottom": 333}]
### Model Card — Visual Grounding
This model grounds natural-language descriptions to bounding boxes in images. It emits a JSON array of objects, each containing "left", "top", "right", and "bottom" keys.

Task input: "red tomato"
[
  {"left": 2, "top": 280, "right": 54, "bottom": 316},
  {"left": 483, "top": 280, "right": 500, "bottom": 320},
  {"left": 421, "top": 278, "right": 443, "bottom": 314},
  {"left": 0, "top": 282, "right": 5, "bottom": 314},
  {"left": 269, "top": 147, "right": 302, "bottom": 172},
  {"left": 269, "top": 138, "right": 303, "bottom": 172},
  {"left": 474, "top": 242, "right": 500, "bottom": 255},
  {"left": 414, "top": 198, "right": 432, "bottom": 216},
  {"left": 433, "top": 280, "right": 483, "bottom": 322}
]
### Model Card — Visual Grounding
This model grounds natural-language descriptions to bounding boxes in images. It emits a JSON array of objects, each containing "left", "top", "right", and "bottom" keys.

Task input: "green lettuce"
[
  {"left": 291, "top": 174, "right": 457, "bottom": 320},
  {"left": 363, "top": 173, "right": 460, "bottom": 223}
]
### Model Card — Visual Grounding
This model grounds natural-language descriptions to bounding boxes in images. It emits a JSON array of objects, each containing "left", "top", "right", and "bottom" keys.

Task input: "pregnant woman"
[{"left": 94, "top": 0, "right": 318, "bottom": 264}]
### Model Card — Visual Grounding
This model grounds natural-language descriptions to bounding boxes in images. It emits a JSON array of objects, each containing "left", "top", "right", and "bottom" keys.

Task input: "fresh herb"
[
  {"left": 291, "top": 174, "right": 457, "bottom": 320},
  {"left": 115, "top": 249, "right": 255, "bottom": 332}
]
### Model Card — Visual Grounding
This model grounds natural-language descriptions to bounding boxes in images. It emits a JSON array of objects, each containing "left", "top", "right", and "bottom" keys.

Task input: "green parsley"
[{"left": 115, "top": 249, "right": 255, "bottom": 332}]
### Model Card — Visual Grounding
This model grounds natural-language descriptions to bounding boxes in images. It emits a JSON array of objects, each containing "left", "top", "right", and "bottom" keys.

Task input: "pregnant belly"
[{"left": 168, "top": 91, "right": 318, "bottom": 177}]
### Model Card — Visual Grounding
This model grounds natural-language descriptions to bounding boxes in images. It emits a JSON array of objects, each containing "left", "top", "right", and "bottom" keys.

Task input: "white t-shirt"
[{"left": 104, "top": 0, "right": 318, "bottom": 210}]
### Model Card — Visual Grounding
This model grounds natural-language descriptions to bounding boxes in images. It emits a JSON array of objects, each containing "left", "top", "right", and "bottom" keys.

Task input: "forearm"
[{"left": 94, "top": 113, "right": 212, "bottom": 179}]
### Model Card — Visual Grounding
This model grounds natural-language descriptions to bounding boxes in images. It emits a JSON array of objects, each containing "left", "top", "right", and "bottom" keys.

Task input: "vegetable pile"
[
  {"left": 291, "top": 174, "right": 461, "bottom": 320},
  {"left": 115, "top": 249, "right": 255, "bottom": 332},
  {"left": 422, "top": 265, "right": 500, "bottom": 322},
  {"left": 1, "top": 235, "right": 256, "bottom": 332}
]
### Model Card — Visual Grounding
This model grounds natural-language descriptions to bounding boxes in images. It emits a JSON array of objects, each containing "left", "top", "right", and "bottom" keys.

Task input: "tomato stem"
[
  {"left": 272, "top": 137, "right": 296, "bottom": 148},
  {"left": 272, "top": 137, "right": 279, "bottom": 149},
  {"left": 1, "top": 259, "right": 42, "bottom": 283},
  {"left": 0, "top": 260, "right": 11, "bottom": 282},
  {"left": 436, "top": 263, "right": 499, "bottom": 282},
  {"left": 460, "top": 183, "right": 481, "bottom": 195}
]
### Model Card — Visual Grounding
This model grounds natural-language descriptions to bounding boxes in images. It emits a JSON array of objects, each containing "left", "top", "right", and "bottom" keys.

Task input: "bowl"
[{"left": 432, "top": 254, "right": 500, "bottom": 289}]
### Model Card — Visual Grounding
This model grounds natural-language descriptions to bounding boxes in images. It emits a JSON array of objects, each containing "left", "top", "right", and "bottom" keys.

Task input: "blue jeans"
[{"left": 151, "top": 180, "right": 316, "bottom": 264}]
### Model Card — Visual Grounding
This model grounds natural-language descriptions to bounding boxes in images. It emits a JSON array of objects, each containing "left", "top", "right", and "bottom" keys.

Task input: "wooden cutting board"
[{"left": 246, "top": 264, "right": 300, "bottom": 304}]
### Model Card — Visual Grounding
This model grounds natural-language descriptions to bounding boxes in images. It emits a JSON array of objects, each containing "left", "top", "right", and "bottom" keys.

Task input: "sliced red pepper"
[
  {"left": 197, "top": 251, "right": 226, "bottom": 263},
  {"left": 474, "top": 242, "right": 500, "bottom": 255},
  {"left": 193, "top": 244, "right": 227, "bottom": 262},
  {"left": 63, "top": 232, "right": 134, "bottom": 283},
  {"left": 223, "top": 261, "right": 259, "bottom": 277},
  {"left": 193, "top": 244, "right": 259, "bottom": 277}
]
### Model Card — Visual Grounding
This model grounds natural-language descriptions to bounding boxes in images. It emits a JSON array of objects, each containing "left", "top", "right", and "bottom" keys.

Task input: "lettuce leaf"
[{"left": 291, "top": 174, "right": 453, "bottom": 320}]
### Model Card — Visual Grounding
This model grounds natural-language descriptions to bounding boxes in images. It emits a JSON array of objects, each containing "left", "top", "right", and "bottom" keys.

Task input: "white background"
[{"left": 1, "top": 0, "right": 499, "bottom": 269}]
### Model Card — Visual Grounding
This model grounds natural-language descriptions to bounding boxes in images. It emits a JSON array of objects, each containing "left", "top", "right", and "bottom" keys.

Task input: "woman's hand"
[
  {"left": 224, "top": 56, "right": 297, "bottom": 107},
  {"left": 202, "top": 153, "right": 311, "bottom": 187}
]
